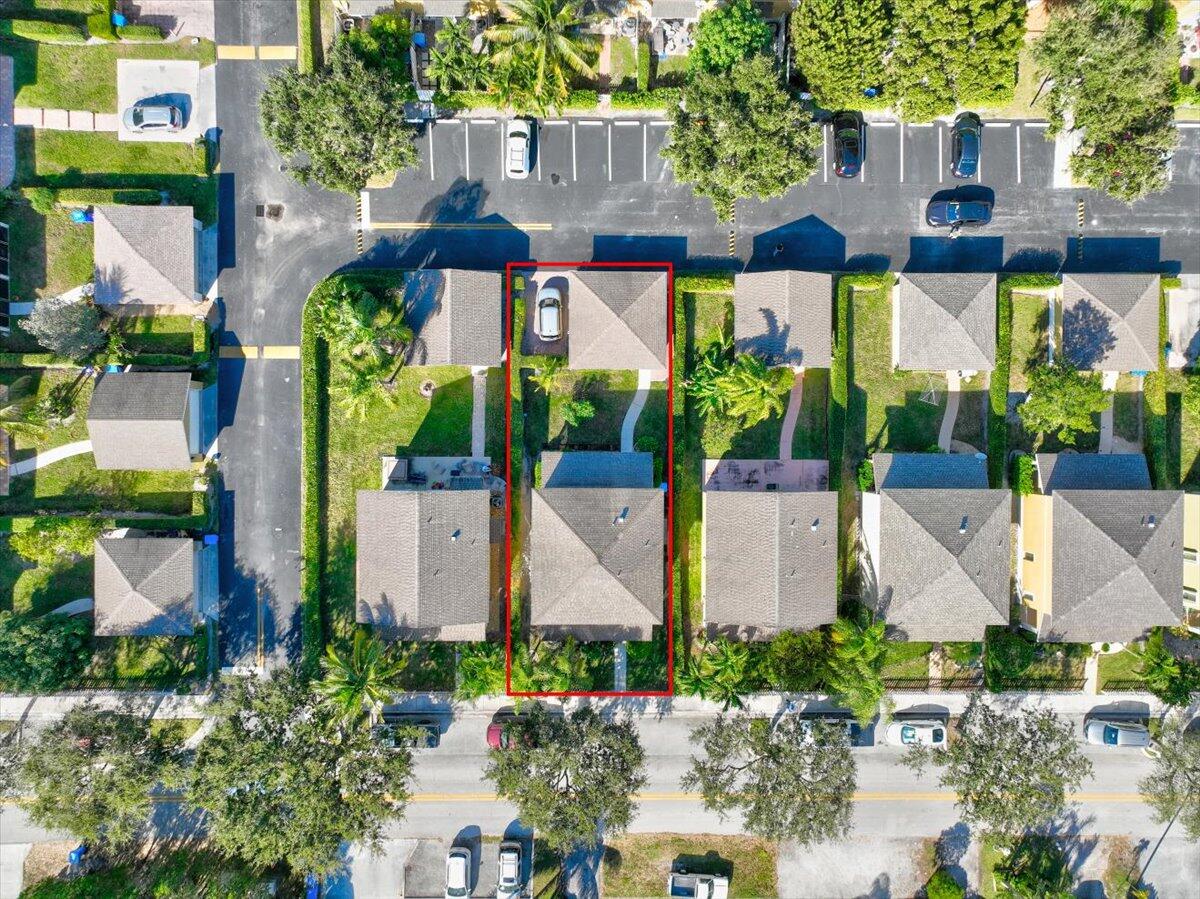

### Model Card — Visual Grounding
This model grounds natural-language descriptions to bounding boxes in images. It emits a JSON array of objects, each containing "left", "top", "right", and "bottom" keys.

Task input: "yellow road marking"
[
  {"left": 219, "top": 345, "right": 259, "bottom": 359},
  {"left": 260, "top": 345, "right": 301, "bottom": 359},
  {"left": 407, "top": 791, "right": 1148, "bottom": 804},
  {"left": 258, "top": 45, "right": 298, "bottom": 60},
  {"left": 370, "top": 221, "right": 553, "bottom": 232},
  {"left": 216, "top": 44, "right": 256, "bottom": 60}
]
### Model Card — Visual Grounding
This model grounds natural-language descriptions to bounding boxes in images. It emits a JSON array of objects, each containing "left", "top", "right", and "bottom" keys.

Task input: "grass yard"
[
  {"left": 1008, "top": 291, "right": 1049, "bottom": 393},
  {"left": 83, "top": 630, "right": 207, "bottom": 688},
  {"left": 1112, "top": 374, "right": 1142, "bottom": 446},
  {"left": 881, "top": 640, "right": 933, "bottom": 681},
  {"left": 851, "top": 282, "right": 945, "bottom": 454},
  {"left": 0, "top": 36, "right": 216, "bottom": 112},
  {"left": 0, "top": 535, "right": 92, "bottom": 615},
  {"left": 1097, "top": 647, "right": 1144, "bottom": 691},
  {"left": 602, "top": 834, "right": 778, "bottom": 899},
  {"left": 652, "top": 52, "right": 689, "bottom": 87},
  {"left": 951, "top": 383, "right": 987, "bottom": 452},
  {"left": 0, "top": 458, "right": 197, "bottom": 515},
  {"left": 2, "top": 203, "right": 93, "bottom": 305},
  {"left": 700, "top": 368, "right": 828, "bottom": 462},
  {"left": 113, "top": 314, "right": 197, "bottom": 356},
  {"left": 975, "top": 45, "right": 1051, "bottom": 120},
  {"left": 545, "top": 369, "right": 638, "bottom": 449},
  {"left": 608, "top": 34, "right": 637, "bottom": 90},
  {"left": 1167, "top": 370, "right": 1200, "bottom": 489},
  {"left": 0, "top": 368, "right": 91, "bottom": 457}
]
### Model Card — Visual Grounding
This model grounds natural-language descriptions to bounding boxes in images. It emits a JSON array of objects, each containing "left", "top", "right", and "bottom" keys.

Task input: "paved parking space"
[
  {"left": 611, "top": 120, "right": 645, "bottom": 183},
  {"left": 573, "top": 120, "right": 608, "bottom": 182},
  {"left": 117, "top": 59, "right": 206, "bottom": 143},
  {"left": 1019, "top": 122, "right": 1056, "bottom": 188},
  {"left": 1173, "top": 125, "right": 1200, "bottom": 184},
  {"left": 647, "top": 121, "right": 672, "bottom": 182},
  {"left": 468, "top": 119, "right": 503, "bottom": 183}
]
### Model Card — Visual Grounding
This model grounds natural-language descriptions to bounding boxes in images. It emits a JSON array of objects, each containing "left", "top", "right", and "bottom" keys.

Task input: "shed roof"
[
  {"left": 86, "top": 371, "right": 194, "bottom": 470},
  {"left": 1062, "top": 274, "right": 1159, "bottom": 372},
  {"left": 93, "top": 205, "right": 196, "bottom": 306},
  {"left": 733, "top": 270, "right": 832, "bottom": 368},
  {"left": 895, "top": 273, "right": 996, "bottom": 371},
  {"left": 94, "top": 537, "right": 194, "bottom": 636}
]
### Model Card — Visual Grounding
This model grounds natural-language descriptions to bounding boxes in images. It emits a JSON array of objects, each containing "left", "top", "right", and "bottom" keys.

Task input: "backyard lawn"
[
  {"left": 0, "top": 533, "right": 92, "bottom": 615},
  {"left": 1112, "top": 374, "right": 1142, "bottom": 447},
  {"left": 1166, "top": 370, "right": 1200, "bottom": 489},
  {"left": 951, "top": 383, "right": 986, "bottom": 452},
  {"left": 1008, "top": 290, "right": 1049, "bottom": 393},
  {"left": 2, "top": 203, "right": 92, "bottom": 304},
  {"left": 115, "top": 314, "right": 198, "bottom": 356},
  {"left": 608, "top": 34, "right": 637, "bottom": 90},
  {"left": 1097, "top": 646, "right": 1144, "bottom": 691},
  {"left": 602, "top": 834, "right": 778, "bottom": 899},
  {"left": 880, "top": 640, "right": 933, "bottom": 681},
  {"left": 84, "top": 631, "right": 208, "bottom": 688},
  {"left": 0, "top": 367, "right": 91, "bottom": 457}
]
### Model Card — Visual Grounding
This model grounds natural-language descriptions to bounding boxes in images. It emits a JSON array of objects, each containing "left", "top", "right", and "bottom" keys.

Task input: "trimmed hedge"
[
  {"left": 0, "top": 18, "right": 88, "bottom": 42},
  {"left": 299, "top": 281, "right": 329, "bottom": 675},
  {"left": 636, "top": 39, "right": 650, "bottom": 92},
  {"left": 297, "top": 0, "right": 318, "bottom": 74},
  {"left": 1145, "top": 282, "right": 1173, "bottom": 487},
  {"left": 116, "top": 23, "right": 164, "bottom": 41},
  {"left": 86, "top": 12, "right": 117, "bottom": 41},
  {"left": 674, "top": 271, "right": 733, "bottom": 293},
  {"left": 22, "top": 186, "right": 163, "bottom": 208},
  {"left": 564, "top": 89, "right": 598, "bottom": 110},
  {"left": 830, "top": 276, "right": 851, "bottom": 494},
  {"left": 0, "top": 352, "right": 75, "bottom": 368},
  {"left": 610, "top": 88, "right": 680, "bottom": 110}
]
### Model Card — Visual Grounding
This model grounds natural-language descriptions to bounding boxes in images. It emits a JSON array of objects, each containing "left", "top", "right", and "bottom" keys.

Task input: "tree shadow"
[{"left": 1061, "top": 297, "right": 1117, "bottom": 370}]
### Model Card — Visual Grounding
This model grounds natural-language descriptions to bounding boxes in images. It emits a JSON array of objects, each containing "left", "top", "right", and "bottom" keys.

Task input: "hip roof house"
[
  {"left": 893, "top": 273, "right": 996, "bottom": 373},
  {"left": 551, "top": 269, "right": 669, "bottom": 372},
  {"left": 93, "top": 205, "right": 200, "bottom": 308},
  {"left": 86, "top": 371, "right": 199, "bottom": 470},
  {"left": 356, "top": 489, "right": 492, "bottom": 641},
  {"left": 402, "top": 269, "right": 503, "bottom": 368},
  {"left": 93, "top": 536, "right": 197, "bottom": 636},
  {"left": 733, "top": 270, "right": 832, "bottom": 368},
  {"left": 1061, "top": 274, "right": 1160, "bottom": 373}
]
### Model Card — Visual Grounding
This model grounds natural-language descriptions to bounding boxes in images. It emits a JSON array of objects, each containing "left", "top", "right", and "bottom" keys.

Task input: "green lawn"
[
  {"left": 608, "top": 35, "right": 637, "bottom": 90},
  {"left": 0, "top": 368, "right": 91, "bottom": 457},
  {"left": 2, "top": 202, "right": 93, "bottom": 305},
  {"left": 0, "top": 36, "right": 216, "bottom": 112},
  {"left": 652, "top": 52, "right": 689, "bottom": 87},
  {"left": 1097, "top": 647, "right": 1144, "bottom": 691},
  {"left": 1009, "top": 291, "right": 1049, "bottom": 393},
  {"left": 1112, "top": 374, "right": 1142, "bottom": 446},
  {"left": 700, "top": 368, "right": 828, "bottom": 462},
  {"left": 975, "top": 44, "right": 1051, "bottom": 120},
  {"left": 0, "top": 537, "right": 92, "bottom": 615},
  {"left": 546, "top": 369, "right": 638, "bottom": 449},
  {"left": 851, "top": 283, "right": 945, "bottom": 454},
  {"left": 1166, "top": 370, "right": 1200, "bottom": 489},
  {"left": 603, "top": 834, "right": 778, "bottom": 899},
  {"left": 951, "top": 383, "right": 986, "bottom": 452},
  {"left": 114, "top": 315, "right": 197, "bottom": 356},
  {"left": 881, "top": 640, "right": 933, "bottom": 681}
]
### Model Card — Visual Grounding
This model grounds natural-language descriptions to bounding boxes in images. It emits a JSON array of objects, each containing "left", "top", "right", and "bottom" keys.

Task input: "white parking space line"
[
  {"left": 608, "top": 123, "right": 612, "bottom": 182},
  {"left": 873, "top": 121, "right": 896, "bottom": 126},
  {"left": 908, "top": 123, "right": 932, "bottom": 127},
  {"left": 978, "top": 141, "right": 982, "bottom": 183},
  {"left": 938, "top": 126, "right": 944, "bottom": 183},
  {"left": 537, "top": 137, "right": 542, "bottom": 181},
  {"left": 499, "top": 118, "right": 505, "bottom": 181},
  {"left": 465, "top": 122, "right": 471, "bottom": 179},
  {"left": 428, "top": 126, "right": 435, "bottom": 181},
  {"left": 899, "top": 124, "right": 904, "bottom": 183},
  {"left": 1026, "top": 121, "right": 1049, "bottom": 129},
  {"left": 571, "top": 121, "right": 577, "bottom": 182},
  {"left": 614, "top": 120, "right": 641, "bottom": 125},
  {"left": 822, "top": 125, "right": 828, "bottom": 182},
  {"left": 643, "top": 123, "right": 648, "bottom": 181},
  {"left": 984, "top": 121, "right": 1012, "bottom": 127},
  {"left": 1179, "top": 122, "right": 1200, "bottom": 128},
  {"left": 1016, "top": 124, "right": 1022, "bottom": 184}
]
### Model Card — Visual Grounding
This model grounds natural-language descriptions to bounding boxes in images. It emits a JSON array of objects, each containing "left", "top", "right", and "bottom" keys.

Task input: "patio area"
[{"left": 702, "top": 458, "right": 830, "bottom": 492}]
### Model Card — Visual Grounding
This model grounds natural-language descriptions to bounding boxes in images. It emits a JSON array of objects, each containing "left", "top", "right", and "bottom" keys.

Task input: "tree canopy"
[
  {"left": 484, "top": 0, "right": 600, "bottom": 114},
  {"left": 664, "top": 54, "right": 820, "bottom": 220},
  {"left": 484, "top": 705, "right": 646, "bottom": 852},
  {"left": 688, "top": 0, "right": 773, "bottom": 75},
  {"left": 682, "top": 713, "right": 856, "bottom": 843},
  {"left": 790, "top": 0, "right": 891, "bottom": 109},
  {"left": 20, "top": 295, "right": 105, "bottom": 360},
  {"left": 1018, "top": 364, "right": 1111, "bottom": 448},
  {"left": 17, "top": 706, "right": 181, "bottom": 849},
  {"left": 994, "top": 835, "right": 1073, "bottom": 899},
  {"left": 824, "top": 612, "right": 888, "bottom": 725},
  {"left": 1138, "top": 722, "right": 1200, "bottom": 840},
  {"left": 260, "top": 36, "right": 419, "bottom": 194},
  {"left": 0, "top": 611, "right": 91, "bottom": 693},
  {"left": 1034, "top": 1, "right": 1178, "bottom": 202},
  {"left": 316, "top": 629, "right": 407, "bottom": 723},
  {"left": 187, "top": 672, "right": 414, "bottom": 876}
]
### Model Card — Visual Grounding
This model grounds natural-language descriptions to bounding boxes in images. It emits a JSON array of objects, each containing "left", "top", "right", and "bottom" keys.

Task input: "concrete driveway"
[
  {"left": 0, "top": 844, "right": 30, "bottom": 899},
  {"left": 117, "top": 59, "right": 208, "bottom": 143}
]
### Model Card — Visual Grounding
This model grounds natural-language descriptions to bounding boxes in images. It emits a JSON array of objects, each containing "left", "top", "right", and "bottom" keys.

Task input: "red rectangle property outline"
[{"left": 503, "top": 260, "right": 675, "bottom": 698}]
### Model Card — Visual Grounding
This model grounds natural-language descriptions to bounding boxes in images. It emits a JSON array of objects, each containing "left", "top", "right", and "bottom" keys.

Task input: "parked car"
[
  {"left": 122, "top": 103, "right": 183, "bottom": 133},
  {"left": 376, "top": 714, "right": 440, "bottom": 749},
  {"left": 950, "top": 112, "right": 982, "bottom": 178},
  {"left": 445, "top": 847, "right": 471, "bottom": 899},
  {"left": 535, "top": 284, "right": 562, "bottom": 340},
  {"left": 496, "top": 841, "right": 524, "bottom": 899},
  {"left": 832, "top": 112, "right": 863, "bottom": 178},
  {"left": 1084, "top": 719, "right": 1152, "bottom": 748},
  {"left": 668, "top": 870, "right": 729, "bottom": 899},
  {"left": 924, "top": 195, "right": 992, "bottom": 234},
  {"left": 487, "top": 711, "right": 534, "bottom": 750},
  {"left": 886, "top": 720, "right": 947, "bottom": 749},
  {"left": 506, "top": 119, "right": 534, "bottom": 179}
]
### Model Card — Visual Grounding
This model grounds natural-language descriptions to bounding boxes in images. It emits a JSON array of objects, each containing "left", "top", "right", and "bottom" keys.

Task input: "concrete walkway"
[
  {"left": 938, "top": 371, "right": 961, "bottom": 451},
  {"left": 621, "top": 369, "right": 653, "bottom": 453},
  {"left": 470, "top": 370, "right": 487, "bottom": 459},
  {"left": 614, "top": 642, "right": 627, "bottom": 691},
  {"left": 1, "top": 56, "right": 14, "bottom": 190},
  {"left": 778, "top": 368, "right": 805, "bottom": 461},
  {"left": 8, "top": 440, "right": 93, "bottom": 478},
  {"left": 1098, "top": 371, "right": 1119, "bottom": 454},
  {"left": 14, "top": 107, "right": 118, "bottom": 132}
]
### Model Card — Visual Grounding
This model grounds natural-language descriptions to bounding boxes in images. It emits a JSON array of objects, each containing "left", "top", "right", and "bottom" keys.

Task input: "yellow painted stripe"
[
  {"left": 260, "top": 345, "right": 301, "bottom": 359},
  {"left": 216, "top": 44, "right": 256, "bottom": 60},
  {"left": 219, "top": 345, "right": 259, "bottom": 359},
  {"left": 370, "top": 221, "right": 553, "bottom": 232},
  {"left": 258, "top": 45, "right": 298, "bottom": 60}
]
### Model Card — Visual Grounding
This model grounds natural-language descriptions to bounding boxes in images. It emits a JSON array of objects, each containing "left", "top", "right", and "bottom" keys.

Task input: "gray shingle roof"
[
  {"left": 540, "top": 451, "right": 653, "bottom": 488},
  {"left": 895, "top": 274, "right": 996, "bottom": 371},
  {"left": 877, "top": 488, "right": 1011, "bottom": 641},
  {"left": 531, "top": 487, "right": 664, "bottom": 641},
  {"left": 86, "top": 372, "right": 193, "bottom": 470},
  {"left": 93, "top": 205, "right": 196, "bottom": 306},
  {"left": 873, "top": 452, "right": 988, "bottom": 490},
  {"left": 1044, "top": 489, "right": 1183, "bottom": 642},
  {"left": 559, "top": 269, "right": 669, "bottom": 371},
  {"left": 1036, "top": 453, "right": 1151, "bottom": 493},
  {"left": 1062, "top": 274, "right": 1159, "bottom": 372},
  {"left": 404, "top": 269, "right": 502, "bottom": 367},
  {"left": 421, "top": 0, "right": 470, "bottom": 14},
  {"left": 356, "top": 489, "right": 490, "bottom": 641},
  {"left": 703, "top": 491, "right": 837, "bottom": 639},
  {"left": 651, "top": 0, "right": 699, "bottom": 17},
  {"left": 94, "top": 537, "right": 194, "bottom": 636},
  {"left": 733, "top": 271, "right": 833, "bottom": 368}
]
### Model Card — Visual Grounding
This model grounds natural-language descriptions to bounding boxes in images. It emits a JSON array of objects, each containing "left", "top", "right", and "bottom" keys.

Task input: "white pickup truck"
[{"left": 668, "top": 871, "right": 730, "bottom": 899}]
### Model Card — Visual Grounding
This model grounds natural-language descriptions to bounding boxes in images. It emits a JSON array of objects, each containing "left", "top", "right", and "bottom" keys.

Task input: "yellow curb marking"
[
  {"left": 260, "top": 345, "right": 301, "bottom": 359},
  {"left": 406, "top": 791, "right": 1147, "bottom": 804},
  {"left": 370, "top": 221, "right": 553, "bottom": 232},
  {"left": 216, "top": 44, "right": 256, "bottom": 60},
  {"left": 258, "top": 45, "right": 298, "bottom": 60},
  {"left": 219, "top": 345, "right": 259, "bottom": 359}
]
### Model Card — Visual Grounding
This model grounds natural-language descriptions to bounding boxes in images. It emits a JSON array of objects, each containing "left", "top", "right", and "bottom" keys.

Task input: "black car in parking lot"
[
  {"left": 925, "top": 194, "right": 993, "bottom": 234},
  {"left": 832, "top": 112, "right": 863, "bottom": 178},
  {"left": 950, "top": 112, "right": 982, "bottom": 178}
]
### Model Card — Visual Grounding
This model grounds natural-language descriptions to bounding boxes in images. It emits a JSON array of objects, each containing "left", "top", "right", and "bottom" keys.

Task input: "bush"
[
  {"left": 27, "top": 187, "right": 163, "bottom": 208},
  {"left": 984, "top": 627, "right": 1038, "bottom": 691},
  {"left": 856, "top": 458, "right": 874, "bottom": 492},
  {"left": 636, "top": 40, "right": 650, "bottom": 91},
  {"left": 1011, "top": 453, "right": 1036, "bottom": 495},
  {"left": 86, "top": 11, "right": 117, "bottom": 41},
  {"left": 26, "top": 187, "right": 56, "bottom": 216},
  {"left": 564, "top": 89, "right": 599, "bottom": 110},
  {"left": 925, "top": 868, "right": 965, "bottom": 899},
  {"left": 9, "top": 517, "right": 103, "bottom": 567},
  {"left": 764, "top": 628, "right": 828, "bottom": 691},
  {"left": 0, "top": 18, "right": 88, "bottom": 42},
  {"left": 610, "top": 87, "right": 680, "bottom": 110},
  {"left": 116, "top": 23, "right": 163, "bottom": 41},
  {"left": 688, "top": 0, "right": 772, "bottom": 75},
  {"left": 300, "top": 284, "right": 329, "bottom": 676},
  {"left": 0, "top": 612, "right": 91, "bottom": 693}
]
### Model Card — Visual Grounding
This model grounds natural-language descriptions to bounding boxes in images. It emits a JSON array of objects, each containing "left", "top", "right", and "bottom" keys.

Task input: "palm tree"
[
  {"left": 685, "top": 336, "right": 731, "bottom": 419},
  {"left": 675, "top": 639, "right": 749, "bottom": 710},
  {"left": 0, "top": 376, "right": 50, "bottom": 449},
  {"left": 427, "top": 18, "right": 490, "bottom": 91},
  {"left": 317, "top": 283, "right": 382, "bottom": 359},
  {"left": 485, "top": 0, "right": 601, "bottom": 113},
  {"left": 333, "top": 367, "right": 381, "bottom": 420},
  {"left": 316, "top": 630, "right": 408, "bottom": 725},
  {"left": 722, "top": 354, "right": 790, "bottom": 426},
  {"left": 455, "top": 642, "right": 507, "bottom": 700},
  {"left": 528, "top": 355, "right": 565, "bottom": 393},
  {"left": 825, "top": 612, "right": 888, "bottom": 725}
]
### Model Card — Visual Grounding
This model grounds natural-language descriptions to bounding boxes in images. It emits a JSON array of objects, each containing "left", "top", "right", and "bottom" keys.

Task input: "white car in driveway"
[
  {"left": 535, "top": 284, "right": 562, "bottom": 340},
  {"left": 1084, "top": 719, "right": 1152, "bottom": 748},
  {"left": 445, "top": 847, "right": 471, "bottom": 899},
  {"left": 506, "top": 119, "right": 534, "bottom": 179},
  {"left": 886, "top": 720, "right": 947, "bottom": 749}
]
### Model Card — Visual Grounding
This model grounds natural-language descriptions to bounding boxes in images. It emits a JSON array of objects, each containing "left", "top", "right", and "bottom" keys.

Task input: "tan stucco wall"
[{"left": 1019, "top": 493, "right": 1054, "bottom": 628}]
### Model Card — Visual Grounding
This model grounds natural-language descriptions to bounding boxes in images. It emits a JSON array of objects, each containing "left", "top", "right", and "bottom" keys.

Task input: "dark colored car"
[
  {"left": 924, "top": 196, "right": 993, "bottom": 234},
  {"left": 950, "top": 112, "right": 982, "bottom": 178},
  {"left": 378, "top": 713, "right": 441, "bottom": 749},
  {"left": 832, "top": 112, "right": 862, "bottom": 178}
]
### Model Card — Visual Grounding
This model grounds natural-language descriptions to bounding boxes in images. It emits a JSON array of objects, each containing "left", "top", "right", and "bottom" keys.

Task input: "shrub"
[
  {"left": 990, "top": 280, "right": 1013, "bottom": 486},
  {"left": 856, "top": 459, "right": 874, "bottom": 492},
  {"left": 564, "top": 89, "right": 599, "bottom": 110},
  {"left": 10, "top": 518, "right": 103, "bottom": 567},
  {"left": 609, "top": 87, "right": 680, "bottom": 110},
  {"left": 984, "top": 627, "right": 1038, "bottom": 691},
  {"left": 1011, "top": 453, "right": 1036, "bottom": 495},
  {"left": 688, "top": 0, "right": 772, "bottom": 75},
  {"left": 0, "top": 612, "right": 92, "bottom": 693},
  {"left": 31, "top": 187, "right": 162, "bottom": 208},
  {"left": 0, "top": 19, "right": 88, "bottom": 43},
  {"left": 116, "top": 23, "right": 164, "bottom": 41},
  {"left": 925, "top": 869, "right": 965, "bottom": 899},
  {"left": 86, "top": 11, "right": 117, "bottom": 40},
  {"left": 764, "top": 628, "right": 827, "bottom": 692},
  {"left": 26, "top": 187, "right": 56, "bottom": 216},
  {"left": 636, "top": 40, "right": 650, "bottom": 91}
]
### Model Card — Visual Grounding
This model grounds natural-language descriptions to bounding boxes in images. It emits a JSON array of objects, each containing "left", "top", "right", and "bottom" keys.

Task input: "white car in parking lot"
[
  {"left": 886, "top": 720, "right": 947, "bottom": 749},
  {"left": 445, "top": 847, "right": 470, "bottom": 898},
  {"left": 506, "top": 119, "right": 533, "bottom": 179},
  {"left": 1084, "top": 719, "right": 1152, "bottom": 748}
]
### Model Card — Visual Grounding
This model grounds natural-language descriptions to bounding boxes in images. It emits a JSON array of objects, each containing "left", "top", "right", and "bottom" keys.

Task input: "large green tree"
[
  {"left": 1034, "top": 1, "right": 1178, "bottom": 202},
  {"left": 685, "top": 336, "right": 793, "bottom": 428},
  {"left": 675, "top": 639, "right": 751, "bottom": 710},
  {"left": 1018, "top": 364, "right": 1110, "bottom": 448},
  {"left": 484, "top": 705, "right": 646, "bottom": 852},
  {"left": 19, "top": 295, "right": 105, "bottom": 361},
  {"left": 1129, "top": 630, "right": 1200, "bottom": 707},
  {"left": 688, "top": 0, "right": 772, "bottom": 75},
  {"left": 484, "top": 0, "right": 600, "bottom": 114},
  {"left": 682, "top": 714, "right": 856, "bottom": 843},
  {"left": 188, "top": 672, "right": 414, "bottom": 876},
  {"left": 790, "top": 0, "right": 891, "bottom": 109},
  {"left": 17, "top": 707, "right": 181, "bottom": 849},
  {"left": 260, "top": 37, "right": 419, "bottom": 194},
  {"left": 994, "top": 835, "right": 1073, "bottom": 899},
  {"left": 0, "top": 611, "right": 91, "bottom": 693},
  {"left": 1138, "top": 722, "right": 1200, "bottom": 840},
  {"left": 664, "top": 54, "right": 820, "bottom": 220}
]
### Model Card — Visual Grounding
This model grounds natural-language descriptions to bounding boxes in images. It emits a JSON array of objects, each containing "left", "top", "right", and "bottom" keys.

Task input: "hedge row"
[
  {"left": 674, "top": 271, "right": 733, "bottom": 293},
  {"left": 0, "top": 18, "right": 87, "bottom": 42},
  {"left": 610, "top": 88, "right": 679, "bottom": 111},
  {"left": 299, "top": 282, "right": 329, "bottom": 676},
  {"left": 636, "top": 39, "right": 650, "bottom": 92},
  {"left": 297, "top": 0, "right": 318, "bottom": 74},
  {"left": 116, "top": 23, "right": 163, "bottom": 41},
  {"left": 87, "top": 11, "right": 116, "bottom": 41},
  {"left": 1144, "top": 282, "right": 1174, "bottom": 488},
  {"left": 29, "top": 187, "right": 163, "bottom": 208}
]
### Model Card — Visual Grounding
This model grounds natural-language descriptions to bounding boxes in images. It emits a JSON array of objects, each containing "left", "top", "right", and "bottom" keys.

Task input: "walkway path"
[
  {"left": 778, "top": 368, "right": 804, "bottom": 461},
  {"left": 1098, "top": 370, "right": 1119, "bottom": 454},
  {"left": 8, "top": 440, "right": 93, "bottom": 478},
  {"left": 13, "top": 107, "right": 118, "bottom": 132},
  {"left": 621, "top": 369, "right": 653, "bottom": 453},
  {"left": 47, "top": 598, "right": 92, "bottom": 617},
  {"left": 937, "top": 371, "right": 961, "bottom": 452},
  {"left": 470, "top": 371, "right": 487, "bottom": 459}
]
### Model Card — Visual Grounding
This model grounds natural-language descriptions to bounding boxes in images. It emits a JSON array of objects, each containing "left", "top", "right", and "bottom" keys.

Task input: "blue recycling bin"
[
  {"left": 412, "top": 31, "right": 426, "bottom": 47},
  {"left": 68, "top": 844, "right": 88, "bottom": 867},
  {"left": 69, "top": 209, "right": 94, "bottom": 225},
  {"left": 112, "top": 12, "right": 127, "bottom": 27},
  {"left": 203, "top": 534, "right": 219, "bottom": 546}
]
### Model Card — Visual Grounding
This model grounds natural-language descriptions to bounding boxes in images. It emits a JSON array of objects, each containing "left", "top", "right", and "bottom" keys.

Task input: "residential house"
[
  {"left": 356, "top": 487, "right": 492, "bottom": 640},
  {"left": 531, "top": 450, "right": 664, "bottom": 641},
  {"left": 733, "top": 270, "right": 832, "bottom": 369},
  {"left": 93, "top": 205, "right": 201, "bottom": 310},
  {"left": 892, "top": 273, "right": 996, "bottom": 375},
  {"left": 861, "top": 453, "right": 1010, "bottom": 642},
  {"left": 93, "top": 535, "right": 216, "bottom": 637},
  {"left": 87, "top": 371, "right": 202, "bottom": 471},
  {"left": 548, "top": 268, "right": 669, "bottom": 373},
  {"left": 1061, "top": 274, "right": 1160, "bottom": 374},
  {"left": 1018, "top": 453, "right": 1183, "bottom": 643},
  {"left": 403, "top": 268, "right": 503, "bottom": 368}
]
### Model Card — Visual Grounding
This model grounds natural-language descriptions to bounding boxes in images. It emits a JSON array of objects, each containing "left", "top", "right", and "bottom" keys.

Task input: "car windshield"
[
  {"left": 945, "top": 202, "right": 962, "bottom": 222},
  {"left": 1104, "top": 724, "right": 1119, "bottom": 746},
  {"left": 960, "top": 133, "right": 978, "bottom": 160},
  {"left": 901, "top": 725, "right": 916, "bottom": 744}
]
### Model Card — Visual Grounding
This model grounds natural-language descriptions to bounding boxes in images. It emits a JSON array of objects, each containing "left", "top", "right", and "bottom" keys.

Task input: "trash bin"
[
  {"left": 111, "top": 12, "right": 127, "bottom": 27},
  {"left": 69, "top": 209, "right": 94, "bottom": 225}
]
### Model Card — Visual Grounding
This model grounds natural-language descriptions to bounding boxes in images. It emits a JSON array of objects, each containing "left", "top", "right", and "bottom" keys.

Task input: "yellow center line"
[
  {"left": 216, "top": 44, "right": 256, "bottom": 60},
  {"left": 219, "top": 345, "right": 259, "bottom": 359},
  {"left": 370, "top": 221, "right": 553, "bottom": 232}
]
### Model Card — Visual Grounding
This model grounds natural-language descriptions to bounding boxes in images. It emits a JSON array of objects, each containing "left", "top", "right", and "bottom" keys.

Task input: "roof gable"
[
  {"left": 93, "top": 205, "right": 196, "bottom": 306},
  {"left": 86, "top": 372, "right": 193, "bottom": 470},
  {"left": 94, "top": 537, "right": 194, "bottom": 636},
  {"left": 403, "top": 269, "right": 503, "bottom": 367},
  {"left": 896, "top": 274, "right": 996, "bottom": 371},
  {"left": 733, "top": 270, "right": 833, "bottom": 367},
  {"left": 1062, "top": 274, "right": 1159, "bottom": 372},
  {"left": 564, "top": 270, "right": 669, "bottom": 370},
  {"left": 1035, "top": 453, "right": 1151, "bottom": 492}
]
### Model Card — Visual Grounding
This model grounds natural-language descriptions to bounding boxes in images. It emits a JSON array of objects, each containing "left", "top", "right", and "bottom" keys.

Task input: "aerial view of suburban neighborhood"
[{"left": 1, "top": 0, "right": 1200, "bottom": 896}]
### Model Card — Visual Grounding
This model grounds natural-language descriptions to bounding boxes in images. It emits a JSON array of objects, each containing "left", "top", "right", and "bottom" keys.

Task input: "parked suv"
[
  {"left": 535, "top": 284, "right": 562, "bottom": 341},
  {"left": 832, "top": 112, "right": 863, "bottom": 178},
  {"left": 122, "top": 103, "right": 183, "bottom": 133},
  {"left": 506, "top": 119, "right": 534, "bottom": 179},
  {"left": 1084, "top": 719, "right": 1152, "bottom": 748}
]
